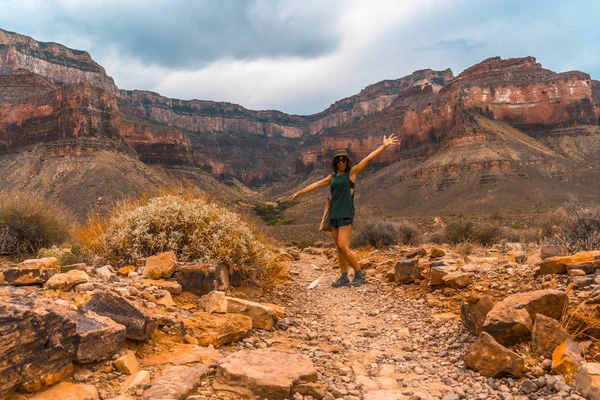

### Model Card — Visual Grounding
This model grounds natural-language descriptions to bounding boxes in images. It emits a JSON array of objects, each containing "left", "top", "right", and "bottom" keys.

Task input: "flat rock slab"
[
  {"left": 531, "top": 314, "right": 573, "bottom": 359},
  {"left": 460, "top": 294, "right": 495, "bottom": 335},
  {"left": 142, "top": 365, "right": 208, "bottom": 400},
  {"left": 537, "top": 251, "right": 600, "bottom": 275},
  {"left": 141, "top": 343, "right": 222, "bottom": 367},
  {"left": 180, "top": 312, "right": 251, "bottom": 348},
  {"left": 30, "top": 382, "right": 99, "bottom": 400},
  {"left": 0, "top": 297, "right": 78, "bottom": 397},
  {"left": 226, "top": 297, "right": 279, "bottom": 330},
  {"left": 83, "top": 290, "right": 157, "bottom": 341},
  {"left": 216, "top": 348, "right": 318, "bottom": 399}
]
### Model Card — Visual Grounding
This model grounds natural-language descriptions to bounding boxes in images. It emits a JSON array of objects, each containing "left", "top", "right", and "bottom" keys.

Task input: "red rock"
[
  {"left": 143, "top": 251, "right": 177, "bottom": 279},
  {"left": 0, "top": 297, "right": 78, "bottom": 397},
  {"left": 482, "top": 290, "right": 568, "bottom": 346},
  {"left": 460, "top": 294, "right": 495, "bottom": 335},
  {"left": 82, "top": 291, "right": 157, "bottom": 341},
  {"left": 531, "top": 314, "right": 573, "bottom": 359},
  {"left": 463, "top": 332, "right": 524, "bottom": 378},
  {"left": 575, "top": 363, "right": 600, "bottom": 400}
]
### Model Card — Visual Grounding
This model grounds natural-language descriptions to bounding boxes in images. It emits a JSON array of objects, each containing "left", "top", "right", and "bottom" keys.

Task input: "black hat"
[{"left": 332, "top": 149, "right": 349, "bottom": 161}]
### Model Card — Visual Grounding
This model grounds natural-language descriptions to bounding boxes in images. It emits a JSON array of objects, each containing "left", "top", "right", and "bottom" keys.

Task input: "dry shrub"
[
  {"left": 77, "top": 193, "right": 278, "bottom": 277},
  {"left": 426, "top": 230, "right": 446, "bottom": 244},
  {"left": 352, "top": 220, "right": 421, "bottom": 248},
  {"left": 471, "top": 222, "right": 502, "bottom": 245},
  {"left": 539, "top": 198, "right": 600, "bottom": 252},
  {"left": 0, "top": 193, "right": 73, "bottom": 254},
  {"left": 443, "top": 220, "right": 474, "bottom": 244}
]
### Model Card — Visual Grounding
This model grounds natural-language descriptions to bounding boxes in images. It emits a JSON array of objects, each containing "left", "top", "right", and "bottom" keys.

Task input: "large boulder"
[
  {"left": 174, "top": 263, "right": 216, "bottom": 296},
  {"left": 0, "top": 297, "right": 78, "bottom": 397},
  {"left": 575, "top": 363, "right": 600, "bottom": 400},
  {"left": 82, "top": 291, "right": 157, "bottom": 341},
  {"left": 464, "top": 332, "right": 524, "bottom": 378},
  {"left": 46, "top": 303, "right": 126, "bottom": 364},
  {"left": 394, "top": 258, "right": 422, "bottom": 284},
  {"left": 17, "top": 257, "right": 59, "bottom": 270},
  {"left": 180, "top": 312, "right": 252, "bottom": 348},
  {"left": 142, "top": 365, "right": 208, "bottom": 400},
  {"left": 215, "top": 348, "right": 318, "bottom": 399},
  {"left": 142, "top": 251, "right": 177, "bottom": 279},
  {"left": 45, "top": 270, "right": 90, "bottom": 291},
  {"left": 482, "top": 290, "right": 568, "bottom": 346},
  {"left": 537, "top": 251, "right": 600, "bottom": 275},
  {"left": 460, "top": 294, "right": 495, "bottom": 335},
  {"left": 531, "top": 314, "right": 573, "bottom": 359},
  {"left": 226, "top": 297, "right": 279, "bottom": 330}
]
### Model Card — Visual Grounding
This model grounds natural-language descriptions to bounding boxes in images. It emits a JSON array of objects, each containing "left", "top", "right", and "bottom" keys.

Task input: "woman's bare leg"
[
  {"left": 331, "top": 227, "right": 349, "bottom": 273},
  {"left": 335, "top": 225, "right": 360, "bottom": 272}
]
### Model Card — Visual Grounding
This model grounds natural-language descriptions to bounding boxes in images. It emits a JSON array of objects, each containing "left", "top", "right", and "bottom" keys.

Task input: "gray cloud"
[
  {"left": 5, "top": 0, "right": 340, "bottom": 68},
  {"left": 419, "top": 38, "right": 486, "bottom": 53}
]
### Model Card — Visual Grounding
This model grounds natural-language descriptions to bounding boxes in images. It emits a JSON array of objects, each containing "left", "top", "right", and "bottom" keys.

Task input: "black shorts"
[{"left": 330, "top": 218, "right": 353, "bottom": 228}]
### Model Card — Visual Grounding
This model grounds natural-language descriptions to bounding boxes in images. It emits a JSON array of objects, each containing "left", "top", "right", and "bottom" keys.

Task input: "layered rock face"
[
  {"left": 0, "top": 28, "right": 118, "bottom": 95},
  {"left": 298, "top": 57, "right": 599, "bottom": 173}
]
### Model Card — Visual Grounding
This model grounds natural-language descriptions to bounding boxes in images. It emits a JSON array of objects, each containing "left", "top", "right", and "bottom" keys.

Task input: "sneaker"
[
  {"left": 331, "top": 274, "right": 350, "bottom": 287},
  {"left": 350, "top": 271, "right": 367, "bottom": 286}
]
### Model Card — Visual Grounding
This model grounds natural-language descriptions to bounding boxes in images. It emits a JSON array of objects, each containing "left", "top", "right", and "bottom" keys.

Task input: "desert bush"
[
  {"left": 550, "top": 203, "right": 600, "bottom": 253},
  {"left": 77, "top": 194, "right": 278, "bottom": 275},
  {"left": 0, "top": 194, "right": 73, "bottom": 254},
  {"left": 38, "top": 245, "right": 80, "bottom": 266},
  {"left": 426, "top": 230, "right": 446, "bottom": 244},
  {"left": 471, "top": 222, "right": 502, "bottom": 245},
  {"left": 352, "top": 220, "right": 421, "bottom": 248},
  {"left": 443, "top": 220, "right": 474, "bottom": 244}
]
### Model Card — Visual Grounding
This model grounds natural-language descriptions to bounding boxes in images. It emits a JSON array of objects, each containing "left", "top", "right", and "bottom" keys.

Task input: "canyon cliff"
[{"left": 0, "top": 28, "right": 599, "bottom": 218}]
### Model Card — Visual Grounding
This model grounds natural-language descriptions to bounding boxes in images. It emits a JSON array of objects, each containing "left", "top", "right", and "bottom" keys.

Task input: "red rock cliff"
[{"left": 0, "top": 28, "right": 118, "bottom": 96}]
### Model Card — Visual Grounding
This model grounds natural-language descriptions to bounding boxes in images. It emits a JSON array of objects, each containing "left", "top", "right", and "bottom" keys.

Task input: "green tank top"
[{"left": 330, "top": 171, "right": 355, "bottom": 219}]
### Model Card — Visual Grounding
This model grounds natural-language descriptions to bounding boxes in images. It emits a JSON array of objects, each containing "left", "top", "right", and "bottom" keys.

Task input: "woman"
[{"left": 289, "top": 134, "right": 398, "bottom": 287}]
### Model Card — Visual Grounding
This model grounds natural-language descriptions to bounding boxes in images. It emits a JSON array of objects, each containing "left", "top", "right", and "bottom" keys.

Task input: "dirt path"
[{"left": 259, "top": 248, "right": 570, "bottom": 400}]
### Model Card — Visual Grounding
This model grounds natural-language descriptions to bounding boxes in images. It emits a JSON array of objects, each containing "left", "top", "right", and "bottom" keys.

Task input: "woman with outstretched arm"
[{"left": 289, "top": 134, "right": 398, "bottom": 287}]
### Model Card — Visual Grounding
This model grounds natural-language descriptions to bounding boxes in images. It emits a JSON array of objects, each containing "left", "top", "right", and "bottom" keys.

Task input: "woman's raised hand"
[{"left": 383, "top": 133, "right": 399, "bottom": 148}]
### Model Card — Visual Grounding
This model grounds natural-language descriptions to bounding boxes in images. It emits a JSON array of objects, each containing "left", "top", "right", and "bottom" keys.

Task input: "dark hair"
[{"left": 331, "top": 155, "right": 353, "bottom": 172}]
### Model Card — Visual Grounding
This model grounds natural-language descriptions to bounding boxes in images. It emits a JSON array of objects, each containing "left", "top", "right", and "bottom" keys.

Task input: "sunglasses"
[{"left": 334, "top": 157, "right": 347, "bottom": 164}]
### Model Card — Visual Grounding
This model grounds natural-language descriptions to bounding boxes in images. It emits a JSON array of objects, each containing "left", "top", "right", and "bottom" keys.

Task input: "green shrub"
[
  {"left": 0, "top": 194, "right": 73, "bottom": 254},
  {"left": 253, "top": 201, "right": 294, "bottom": 226},
  {"left": 296, "top": 238, "right": 316, "bottom": 249},
  {"left": 77, "top": 195, "right": 277, "bottom": 275},
  {"left": 38, "top": 245, "right": 80, "bottom": 266},
  {"left": 352, "top": 220, "right": 420, "bottom": 248}
]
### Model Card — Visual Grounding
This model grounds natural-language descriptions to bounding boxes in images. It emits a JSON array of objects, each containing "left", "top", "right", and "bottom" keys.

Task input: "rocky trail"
[{"left": 3, "top": 245, "right": 600, "bottom": 400}]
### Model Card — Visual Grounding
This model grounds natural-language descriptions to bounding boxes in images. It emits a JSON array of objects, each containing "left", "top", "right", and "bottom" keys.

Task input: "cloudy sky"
[{"left": 1, "top": 0, "right": 599, "bottom": 114}]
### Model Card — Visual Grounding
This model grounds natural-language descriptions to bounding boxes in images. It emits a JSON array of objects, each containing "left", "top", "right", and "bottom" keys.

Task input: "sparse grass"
[
  {"left": 352, "top": 220, "right": 421, "bottom": 248},
  {"left": 295, "top": 238, "right": 316, "bottom": 249},
  {"left": 0, "top": 193, "right": 73, "bottom": 255},
  {"left": 253, "top": 201, "right": 294, "bottom": 226},
  {"left": 77, "top": 190, "right": 280, "bottom": 281}
]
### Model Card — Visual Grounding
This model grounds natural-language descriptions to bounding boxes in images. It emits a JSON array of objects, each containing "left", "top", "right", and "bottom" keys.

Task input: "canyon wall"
[
  {"left": 298, "top": 57, "right": 600, "bottom": 174},
  {"left": 0, "top": 28, "right": 118, "bottom": 95}
]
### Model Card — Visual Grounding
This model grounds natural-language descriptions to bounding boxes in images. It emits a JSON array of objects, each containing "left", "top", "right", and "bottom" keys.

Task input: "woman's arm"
[
  {"left": 351, "top": 134, "right": 399, "bottom": 177},
  {"left": 288, "top": 174, "right": 332, "bottom": 200}
]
